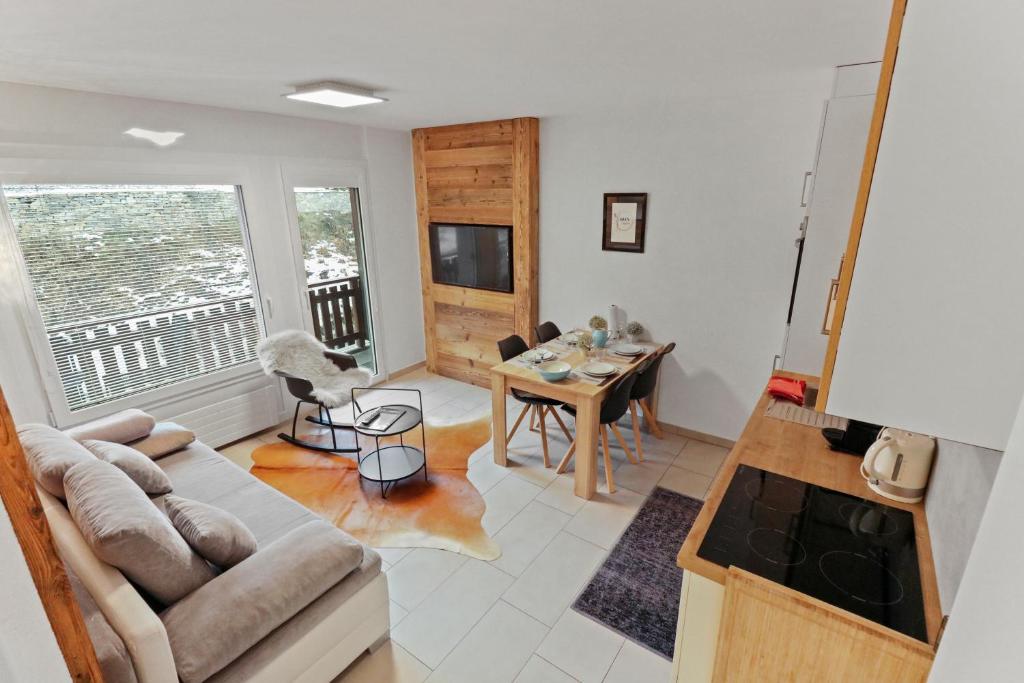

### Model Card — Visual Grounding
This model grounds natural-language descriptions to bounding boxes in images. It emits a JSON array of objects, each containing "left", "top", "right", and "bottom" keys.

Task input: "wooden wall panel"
[
  {"left": 412, "top": 118, "right": 539, "bottom": 387},
  {"left": 425, "top": 164, "right": 513, "bottom": 190},
  {"left": 428, "top": 187, "right": 514, "bottom": 224},
  {"left": 424, "top": 119, "right": 515, "bottom": 150},
  {"left": 423, "top": 145, "right": 513, "bottom": 169}
]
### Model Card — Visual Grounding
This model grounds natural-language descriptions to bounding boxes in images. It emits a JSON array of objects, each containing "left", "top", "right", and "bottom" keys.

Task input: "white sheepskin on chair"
[{"left": 256, "top": 330, "right": 372, "bottom": 408}]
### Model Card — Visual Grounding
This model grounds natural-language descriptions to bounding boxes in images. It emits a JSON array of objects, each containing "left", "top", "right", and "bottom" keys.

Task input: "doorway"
[{"left": 288, "top": 184, "right": 378, "bottom": 375}]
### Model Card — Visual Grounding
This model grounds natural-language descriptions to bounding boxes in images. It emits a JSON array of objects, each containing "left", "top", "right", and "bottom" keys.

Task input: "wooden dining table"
[{"left": 489, "top": 336, "right": 663, "bottom": 499}]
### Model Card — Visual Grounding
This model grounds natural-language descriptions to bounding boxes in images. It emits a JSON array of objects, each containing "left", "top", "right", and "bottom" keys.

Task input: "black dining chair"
[
  {"left": 557, "top": 373, "right": 639, "bottom": 494},
  {"left": 530, "top": 321, "right": 561, "bottom": 431},
  {"left": 629, "top": 342, "right": 676, "bottom": 453},
  {"left": 535, "top": 321, "right": 562, "bottom": 344},
  {"left": 497, "top": 334, "right": 573, "bottom": 467}
]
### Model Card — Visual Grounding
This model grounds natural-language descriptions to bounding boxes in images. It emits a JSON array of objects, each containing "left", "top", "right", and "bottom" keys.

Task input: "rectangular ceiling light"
[{"left": 285, "top": 81, "right": 386, "bottom": 108}]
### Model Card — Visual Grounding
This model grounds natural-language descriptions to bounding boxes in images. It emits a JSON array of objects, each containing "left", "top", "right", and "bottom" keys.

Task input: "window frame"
[{"left": 0, "top": 159, "right": 269, "bottom": 426}]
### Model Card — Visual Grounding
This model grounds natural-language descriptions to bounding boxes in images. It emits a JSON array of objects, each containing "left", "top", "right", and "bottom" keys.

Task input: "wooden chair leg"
[
  {"left": 506, "top": 403, "right": 531, "bottom": 445},
  {"left": 601, "top": 425, "right": 616, "bottom": 493},
  {"left": 628, "top": 400, "right": 645, "bottom": 461},
  {"left": 538, "top": 406, "right": 551, "bottom": 468},
  {"left": 556, "top": 440, "right": 576, "bottom": 473},
  {"left": 530, "top": 405, "right": 539, "bottom": 432},
  {"left": 548, "top": 407, "right": 573, "bottom": 442},
  {"left": 641, "top": 398, "right": 664, "bottom": 439},
  {"left": 610, "top": 423, "right": 639, "bottom": 465}
]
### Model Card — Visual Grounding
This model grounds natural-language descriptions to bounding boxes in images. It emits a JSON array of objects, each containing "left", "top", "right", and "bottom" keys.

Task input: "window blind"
[{"left": 4, "top": 184, "right": 263, "bottom": 412}]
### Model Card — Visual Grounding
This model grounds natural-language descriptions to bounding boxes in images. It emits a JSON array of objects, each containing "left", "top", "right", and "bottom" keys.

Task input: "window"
[{"left": 3, "top": 184, "right": 262, "bottom": 412}]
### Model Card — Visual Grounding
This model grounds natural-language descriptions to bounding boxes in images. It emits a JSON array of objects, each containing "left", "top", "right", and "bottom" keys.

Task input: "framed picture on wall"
[{"left": 602, "top": 193, "right": 648, "bottom": 252}]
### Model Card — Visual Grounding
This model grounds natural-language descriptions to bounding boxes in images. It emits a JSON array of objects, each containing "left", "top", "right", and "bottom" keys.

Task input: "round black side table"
[{"left": 351, "top": 388, "right": 427, "bottom": 498}]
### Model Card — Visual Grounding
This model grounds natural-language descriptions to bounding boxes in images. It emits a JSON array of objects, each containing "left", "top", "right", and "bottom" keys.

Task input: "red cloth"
[{"left": 768, "top": 376, "right": 806, "bottom": 406}]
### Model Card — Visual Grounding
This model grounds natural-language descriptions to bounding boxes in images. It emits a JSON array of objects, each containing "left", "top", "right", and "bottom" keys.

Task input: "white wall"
[
  {"left": 827, "top": 0, "right": 1024, "bottom": 451},
  {"left": 0, "top": 82, "right": 422, "bottom": 425},
  {"left": 0, "top": 504, "right": 70, "bottom": 682},
  {"left": 363, "top": 127, "right": 425, "bottom": 372},
  {"left": 540, "top": 92, "right": 829, "bottom": 440}
]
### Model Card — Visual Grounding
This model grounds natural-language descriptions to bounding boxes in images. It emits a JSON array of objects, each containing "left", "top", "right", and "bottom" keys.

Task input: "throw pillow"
[
  {"left": 81, "top": 440, "right": 173, "bottom": 496},
  {"left": 17, "top": 424, "right": 95, "bottom": 499},
  {"left": 65, "top": 409, "right": 156, "bottom": 444},
  {"left": 126, "top": 423, "right": 196, "bottom": 460},
  {"left": 164, "top": 495, "right": 258, "bottom": 568},
  {"left": 64, "top": 460, "right": 215, "bottom": 605}
]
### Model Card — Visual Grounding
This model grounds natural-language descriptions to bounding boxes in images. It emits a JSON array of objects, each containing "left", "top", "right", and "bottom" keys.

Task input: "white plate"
[
  {"left": 522, "top": 349, "right": 555, "bottom": 363},
  {"left": 614, "top": 344, "right": 644, "bottom": 356},
  {"left": 581, "top": 361, "right": 616, "bottom": 377}
]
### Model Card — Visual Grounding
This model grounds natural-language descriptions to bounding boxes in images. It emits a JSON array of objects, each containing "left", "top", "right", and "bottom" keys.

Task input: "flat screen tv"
[{"left": 429, "top": 223, "right": 513, "bottom": 293}]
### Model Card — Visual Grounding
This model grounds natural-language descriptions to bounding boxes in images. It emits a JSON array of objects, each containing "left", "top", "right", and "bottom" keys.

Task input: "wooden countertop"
[{"left": 676, "top": 371, "right": 943, "bottom": 647}]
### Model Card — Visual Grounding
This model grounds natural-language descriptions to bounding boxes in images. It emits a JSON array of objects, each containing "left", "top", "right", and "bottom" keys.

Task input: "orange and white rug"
[{"left": 249, "top": 413, "right": 501, "bottom": 560}]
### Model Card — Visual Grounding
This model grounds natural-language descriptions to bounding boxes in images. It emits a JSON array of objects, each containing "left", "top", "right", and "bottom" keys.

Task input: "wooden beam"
[
  {"left": 0, "top": 387, "right": 104, "bottom": 681},
  {"left": 412, "top": 129, "right": 440, "bottom": 373},
  {"left": 512, "top": 117, "right": 540, "bottom": 344},
  {"left": 817, "top": 0, "right": 907, "bottom": 411}
]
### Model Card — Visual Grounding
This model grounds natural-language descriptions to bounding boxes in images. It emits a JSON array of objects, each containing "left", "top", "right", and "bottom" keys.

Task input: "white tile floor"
[{"left": 218, "top": 368, "right": 729, "bottom": 683}]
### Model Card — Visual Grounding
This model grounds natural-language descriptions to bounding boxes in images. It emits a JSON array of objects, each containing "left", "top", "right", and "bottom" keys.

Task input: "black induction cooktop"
[{"left": 697, "top": 464, "right": 927, "bottom": 642}]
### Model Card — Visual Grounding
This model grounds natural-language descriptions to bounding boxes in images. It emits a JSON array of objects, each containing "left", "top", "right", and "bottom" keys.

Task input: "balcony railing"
[
  {"left": 43, "top": 277, "right": 368, "bottom": 412},
  {"left": 307, "top": 275, "right": 369, "bottom": 350},
  {"left": 48, "top": 297, "right": 261, "bottom": 411}
]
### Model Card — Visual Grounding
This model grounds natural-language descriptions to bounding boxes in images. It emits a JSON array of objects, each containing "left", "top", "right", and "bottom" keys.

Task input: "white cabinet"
[{"left": 826, "top": 0, "right": 1024, "bottom": 451}]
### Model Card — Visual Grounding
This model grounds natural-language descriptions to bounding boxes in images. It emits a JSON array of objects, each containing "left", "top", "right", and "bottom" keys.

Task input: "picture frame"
[{"left": 602, "top": 192, "right": 648, "bottom": 252}]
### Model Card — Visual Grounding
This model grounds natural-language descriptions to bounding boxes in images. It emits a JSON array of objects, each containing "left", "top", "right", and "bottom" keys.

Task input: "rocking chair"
[{"left": 257, "top": 331, "right": 371, "bottom": 454}]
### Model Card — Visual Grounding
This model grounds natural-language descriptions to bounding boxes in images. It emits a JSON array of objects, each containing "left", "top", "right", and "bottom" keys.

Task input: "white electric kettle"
[{"left": 860, "top": 428, "right": 936, "bottom": 503}]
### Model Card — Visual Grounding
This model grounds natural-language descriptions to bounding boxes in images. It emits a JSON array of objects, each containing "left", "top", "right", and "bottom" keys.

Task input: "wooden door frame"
[
  {"left": 816, "top": 0, "right": 908, "bottom": 411},
  {"left": 0, "top": 387, "right": 103, "bottom": 680}
]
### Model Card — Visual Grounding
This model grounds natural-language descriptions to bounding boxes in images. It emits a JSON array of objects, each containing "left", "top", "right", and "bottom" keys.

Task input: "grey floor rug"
[{"left": 572, "top": 487, "right": 703, "bottom": 659}]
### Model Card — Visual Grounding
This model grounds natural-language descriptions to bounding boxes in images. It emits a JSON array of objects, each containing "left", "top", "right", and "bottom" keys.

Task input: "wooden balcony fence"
[{"left": 307, "top": 276, "right": 369, "bottom": 350}]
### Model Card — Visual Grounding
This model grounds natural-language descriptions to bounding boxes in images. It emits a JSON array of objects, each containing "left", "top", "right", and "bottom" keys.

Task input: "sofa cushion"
[
  {"left": 158, "top": 444, "right": 315, "bottom": 544},
  {"left": 208, "top": 547, "right": 383, "bottom": 683},
  {"left": 64, "top": 460, "right": 216, "bottom": 605},
  {"left": 82, "top": 440, "right": 173, "bottom": 496},
  {"left": 160, "top": 520, "right": 364, "bottom": 683},
  {"left": 18, "top": 423, "right": 96, "bottom": 499},
  {"left": 165, "top": 495, "right": 258, "bottom": 569},
  {"left": 127, "top": 422, "right": 196, "bottom": 460},
  {"left": 65, "top": 409, "right": 156, "bottom": 444}
]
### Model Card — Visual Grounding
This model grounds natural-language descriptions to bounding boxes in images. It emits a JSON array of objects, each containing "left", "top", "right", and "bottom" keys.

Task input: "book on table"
[{"left": 359, "top": 407, "right": 407, "bottom": 432}]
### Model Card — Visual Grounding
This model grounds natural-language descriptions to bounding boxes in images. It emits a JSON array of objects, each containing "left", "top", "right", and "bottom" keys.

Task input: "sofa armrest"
[
  {"left": 39, "top": 487, "right": 178, "bottom": 683},
  {"left": 160, "top": 520, "right": 364, "bottom": 683}
]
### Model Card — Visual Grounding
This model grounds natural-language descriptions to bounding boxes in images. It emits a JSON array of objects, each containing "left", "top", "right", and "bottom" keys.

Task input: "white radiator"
[{"left": 171, "top": 384, "right": 278, "bottom": 448}]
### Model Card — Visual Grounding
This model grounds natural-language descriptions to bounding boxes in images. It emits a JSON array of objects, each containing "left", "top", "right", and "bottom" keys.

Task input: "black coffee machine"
[{"left": 822, "top": 419, "right": 883, "bottom": 456}]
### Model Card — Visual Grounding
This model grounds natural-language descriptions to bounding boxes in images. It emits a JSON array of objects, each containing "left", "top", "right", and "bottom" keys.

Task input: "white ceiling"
[{"left": 0, "top": 1, "right": 891, "bottom": 130}]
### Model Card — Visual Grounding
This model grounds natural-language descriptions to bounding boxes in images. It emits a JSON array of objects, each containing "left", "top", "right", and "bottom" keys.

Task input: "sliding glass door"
[{"left": 288, "top": 184, "right": 378, "bottom": 375}]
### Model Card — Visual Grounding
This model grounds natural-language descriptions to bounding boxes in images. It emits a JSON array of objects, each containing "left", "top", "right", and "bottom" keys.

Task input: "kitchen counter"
[{"left": 676, "top": 371, "right": 943, "bottom": 647}]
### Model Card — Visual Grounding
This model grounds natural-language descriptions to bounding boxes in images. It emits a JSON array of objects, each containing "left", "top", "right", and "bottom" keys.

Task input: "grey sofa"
[{"left": 28, "top": 417, "right": 390, "bottom": 683}]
